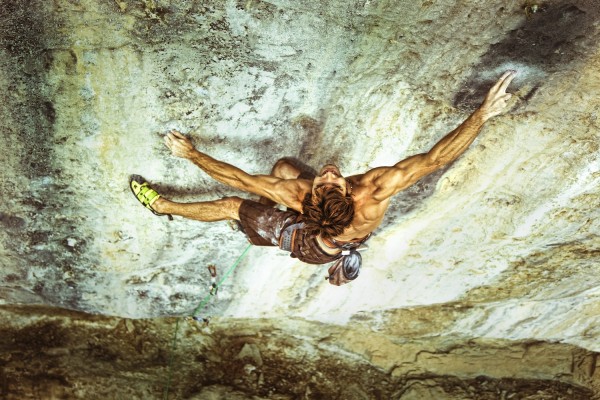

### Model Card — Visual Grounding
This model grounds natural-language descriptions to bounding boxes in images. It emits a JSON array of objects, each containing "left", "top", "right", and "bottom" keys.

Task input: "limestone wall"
[{"left": 0, "top": 0, "right": 599, "bottom": 397}]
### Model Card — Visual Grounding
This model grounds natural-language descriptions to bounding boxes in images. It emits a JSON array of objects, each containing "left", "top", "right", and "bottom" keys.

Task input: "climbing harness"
[
  {"left": 279, "top": 222, "right": 304, "bottom": 252},
  {"left": 280, "top": 221, "right": 371, "bottom": 286},
  {"left": 163, "top": 244, "right": 252, "bottom": 400}
]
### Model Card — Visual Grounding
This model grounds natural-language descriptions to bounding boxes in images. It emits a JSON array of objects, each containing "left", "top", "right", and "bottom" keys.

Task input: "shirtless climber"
[{"left": 130, "top": 71, "right": 516, "bottom": 285}]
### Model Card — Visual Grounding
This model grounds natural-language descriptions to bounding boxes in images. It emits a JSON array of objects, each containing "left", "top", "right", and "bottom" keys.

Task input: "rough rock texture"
[
  {"left": 1, "top": 306, "right": 599, "bottom": 399},
  {"left": 0, "top": 0, "right": 599, "bottom": 398}
]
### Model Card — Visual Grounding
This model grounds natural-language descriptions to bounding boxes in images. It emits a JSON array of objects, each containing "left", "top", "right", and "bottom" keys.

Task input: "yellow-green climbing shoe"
[{"left": 129, "top": 175, "right": 173, "bottom": 220}]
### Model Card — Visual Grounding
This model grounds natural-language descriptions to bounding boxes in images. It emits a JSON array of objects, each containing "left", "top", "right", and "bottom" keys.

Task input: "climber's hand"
[
  {"left": 164, "top": 130, "right": 197, "bottom": 159},
  {"left": 479, "top": 70, "right": 517, "bottom": 120}
]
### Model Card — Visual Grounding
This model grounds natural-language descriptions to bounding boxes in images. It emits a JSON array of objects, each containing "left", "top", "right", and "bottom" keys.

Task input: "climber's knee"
[
  {"left": 272, "top": 158, "right": 302, "bottom": 179},
  {"left": 218, "top": 196, "right": 244, "bottom": 220}
]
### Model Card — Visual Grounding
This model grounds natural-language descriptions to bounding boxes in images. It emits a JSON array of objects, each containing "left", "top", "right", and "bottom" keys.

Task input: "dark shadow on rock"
[
  {"left": 454, "top": 3, "right": 598, "bottom": 110},
  {"left": 0, "top": 0, "right": 62, "bottom": 178},
  {"left": 376, "top": 167, "right": 449, "bottom": 232},
  {"left": 293, "top": 113, "right": 334, "bottom": 167},
  {"left": 0, "top": 213, "right": 26, "bottom": 230}
]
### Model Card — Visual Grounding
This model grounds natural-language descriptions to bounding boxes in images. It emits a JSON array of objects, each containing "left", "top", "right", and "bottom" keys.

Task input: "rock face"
[
  {"left": 1, "top": 306, "right": 599, "bottom": 399},
  {"left": 0, "top": 0, "right": 599, "bottom": 398}
]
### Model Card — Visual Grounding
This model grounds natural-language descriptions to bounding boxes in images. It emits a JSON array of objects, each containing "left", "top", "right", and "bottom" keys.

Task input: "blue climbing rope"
[{"left": 163, "top": 244, "right": 252, "bottom": 400}]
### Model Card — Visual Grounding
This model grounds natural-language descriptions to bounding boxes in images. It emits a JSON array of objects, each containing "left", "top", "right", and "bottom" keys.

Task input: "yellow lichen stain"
[
  {"left": 114, "top": 0, "right": 127, "bottom": 12},
  {"left": 421, "top": 0, "right": 433, "bottom": 9},
  {"left": 98, "top": 132, "right": 120, "bottom": 163}
]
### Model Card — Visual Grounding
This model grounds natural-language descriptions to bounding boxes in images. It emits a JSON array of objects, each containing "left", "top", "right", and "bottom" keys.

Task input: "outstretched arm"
[
  {"left": 367, "top": 70, "right": 517, "bottom": 201},
  {"left": 164, "top": 131, "right": 305, "bottom": 208}
]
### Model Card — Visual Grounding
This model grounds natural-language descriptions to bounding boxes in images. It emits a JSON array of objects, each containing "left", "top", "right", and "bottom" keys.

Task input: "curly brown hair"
[{"left": 301, "top": 186, "right": 354, "bottom": 238}]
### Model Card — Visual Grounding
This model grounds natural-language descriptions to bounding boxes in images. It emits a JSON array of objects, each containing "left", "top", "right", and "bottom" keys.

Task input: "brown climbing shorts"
[
  {"left": 237, "top": 200, "right": 298, "bottom": 247},
  {"left": 237, "top": 199, "right": 342, "bottom": 265}
]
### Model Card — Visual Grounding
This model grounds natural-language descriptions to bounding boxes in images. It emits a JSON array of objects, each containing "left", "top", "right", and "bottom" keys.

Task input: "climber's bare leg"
[
  {"left": 153, "top": 196, "right": 243, "bottom": 221},
  {"left": 259, "top": 158, "right": 303, "bottom": 206}
]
